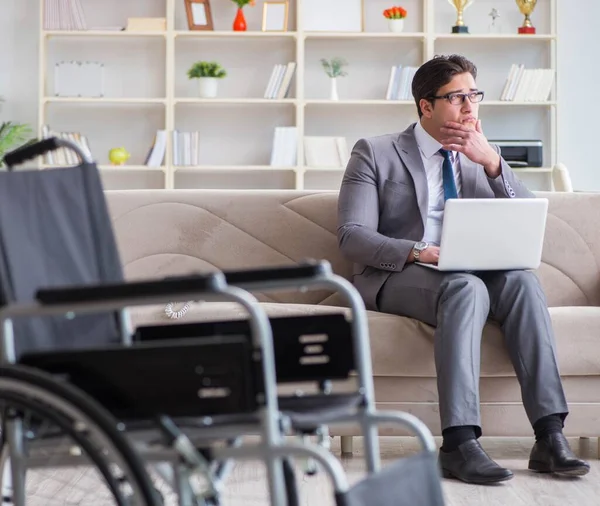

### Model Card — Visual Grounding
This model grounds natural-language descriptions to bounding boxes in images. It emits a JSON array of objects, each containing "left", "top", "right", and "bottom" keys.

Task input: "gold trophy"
[
  {"left": 447, "top": 0, "right": 474, "bottom": 34},
  {"left": 516, "top": 0, "right": 537, "bottom": 34}
]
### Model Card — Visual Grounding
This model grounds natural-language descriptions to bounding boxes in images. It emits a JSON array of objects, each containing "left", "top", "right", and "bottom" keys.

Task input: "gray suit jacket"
[{"left": 337, "top": 123, "right": 535, "bottom": 311}]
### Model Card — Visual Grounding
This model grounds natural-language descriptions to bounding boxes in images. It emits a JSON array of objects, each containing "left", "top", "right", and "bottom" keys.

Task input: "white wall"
[
  {"left": 556, "top": 1, "right": 600, "bottom": 191},
  {"left": 1, "top": 0, "right": 599, "bottom": 190},
  {"left": 0, "top": 0, "right": 39, "bottom": 128}
]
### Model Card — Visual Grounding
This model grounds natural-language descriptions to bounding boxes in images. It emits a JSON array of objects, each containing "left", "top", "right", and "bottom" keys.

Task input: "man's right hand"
[{"left": 415, "top": 246, "right": 440, "bottom": 264}]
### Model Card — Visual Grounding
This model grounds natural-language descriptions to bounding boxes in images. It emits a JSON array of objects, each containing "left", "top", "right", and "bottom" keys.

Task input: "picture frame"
[
  {"left": 262, "top": 1, "right": 289, "bottom": 32},
  {"left": 54, "top": 61, "right": 105, "bottom": 98},
  {"left": 303, "top": 0, "right": 364, "bottom": 32},
  {"left": 185, "top": 0, "right": 214, "bottom": 31}
]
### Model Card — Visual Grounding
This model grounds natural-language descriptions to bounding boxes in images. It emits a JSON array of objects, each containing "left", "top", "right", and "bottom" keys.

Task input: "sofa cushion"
[
  {"left": 108, "top": 190, "right": 600, "bottom": 309},
  {"left": 128, "top": 303, "right": 600, "bottom": 378}
]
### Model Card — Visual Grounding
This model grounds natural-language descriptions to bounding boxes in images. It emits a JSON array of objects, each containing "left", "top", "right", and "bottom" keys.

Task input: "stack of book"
[
  {"left": 171, "top": 130, "right": 200, "bottom": 167},
  {"left": 270, "top": 127, "right": 297, "bottom": 167},
  {"left": 264, "top": 62, "right": 297, "bottom": 99},
  {"left": 44, "top": 0, "right": 87, "bottom": 30},
  {"left": 385, "top": 65, "right": 418, "bottom": 100},
  {"left": 144, "top": 130, "right": 167, "bottom": 167},
  {"left": 500, "top": 64, "right": 555, "bottom": 102},
  {"left": 41, "top": 125, "right": 92, "bottom": 165}
]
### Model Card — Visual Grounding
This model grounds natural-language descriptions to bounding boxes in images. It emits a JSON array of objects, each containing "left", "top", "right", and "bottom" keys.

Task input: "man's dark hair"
[{"left": 411, "top": 54, "right": 477, "bottom": 118}]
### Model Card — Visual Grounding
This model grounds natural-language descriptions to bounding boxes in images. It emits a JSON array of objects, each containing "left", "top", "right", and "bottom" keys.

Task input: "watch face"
[{"left": 415, "top": 241, "right": 428, "bottom": 250}]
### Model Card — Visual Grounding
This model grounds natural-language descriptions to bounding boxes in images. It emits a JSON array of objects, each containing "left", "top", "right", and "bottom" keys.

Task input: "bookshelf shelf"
[
  {"left": 513, "top": 167, "right": 553, "bottom": 173},
  {"left": 304, "top": 32, "right": 426, "bottom": 39},
  {"left": 41, "top": 164, "right": 166, "bottom": 171},
  {"left": 304, "top": 166, "right": 345, "bottom": 172},
  {"left": 175, "top": 98, "right": 296, "bottom": 105},
  {"left": 481, "top": 101, "right": 557, "bottom": 106},
  {"left": 174, "top": 165, "right": 295, "bottom": 172},
  {"left": 304, "top": 100, "right": 414, "bottom": 106},
  {"left": 98, "top": 165, "right": 167, "bottom": 171},
  {"left": 44, "top": 30, "right": 166, "bottom": 38},
  {"left": 38, "top": 0, "right": 559, "bottom": 191},
  {"left": 43, "top": 97, "right": 167, "bottom": 104},
  {"left": 302, "top": 100, "right": 557, "bottom": 107},
  {"left": 433, "top": 34, "right": 556, "bottom": 41},
  {"left": 174, "top": 30, "right": 297, "bottom": 39}
]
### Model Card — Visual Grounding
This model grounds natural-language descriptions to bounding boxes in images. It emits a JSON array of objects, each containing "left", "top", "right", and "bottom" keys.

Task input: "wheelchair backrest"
[{"left": 0, "top": 164, "right": 124, "bottom": 359}]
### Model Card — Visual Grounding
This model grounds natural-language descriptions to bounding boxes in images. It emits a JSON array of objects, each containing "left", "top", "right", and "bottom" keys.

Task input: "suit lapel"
[
  {"left": 458, "top": 153, "right": 480, "bottom": 199},
  {"left": 392, "top": 125, "right": 428, "bottom": 229}
]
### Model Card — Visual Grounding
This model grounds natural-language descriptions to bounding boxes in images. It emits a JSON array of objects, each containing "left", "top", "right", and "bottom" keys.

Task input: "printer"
[{"left": 489, "top": 140, "right": 543, "bottom": 168}]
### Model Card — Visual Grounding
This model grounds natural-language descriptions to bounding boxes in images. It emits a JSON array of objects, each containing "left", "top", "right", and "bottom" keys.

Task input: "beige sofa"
[{"left": 106, "top": 189, "right": 600, "bottom": 447}]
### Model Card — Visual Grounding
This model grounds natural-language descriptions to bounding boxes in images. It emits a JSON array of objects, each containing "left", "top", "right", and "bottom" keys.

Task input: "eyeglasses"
[{"left": 430, "top": 91, "right": 485, "bottom": 105}]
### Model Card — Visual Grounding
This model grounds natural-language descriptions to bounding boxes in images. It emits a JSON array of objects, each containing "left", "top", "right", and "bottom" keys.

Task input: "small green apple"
[{"left": 109, "top": 147, "right": 131, "bottom": 165}]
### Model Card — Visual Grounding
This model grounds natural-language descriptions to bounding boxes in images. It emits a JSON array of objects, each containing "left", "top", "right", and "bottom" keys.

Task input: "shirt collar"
[{"left": 414, "top": 121, "right": 455, "bottom": 161}]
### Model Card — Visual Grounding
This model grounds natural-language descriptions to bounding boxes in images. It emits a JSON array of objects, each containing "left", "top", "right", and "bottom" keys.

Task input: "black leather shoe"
[
  {"left": 529, "top": 432, "right": 590, "bottom": 476},
  {"left": 439, "top": 439, "right": 513, "bottom": 484}
]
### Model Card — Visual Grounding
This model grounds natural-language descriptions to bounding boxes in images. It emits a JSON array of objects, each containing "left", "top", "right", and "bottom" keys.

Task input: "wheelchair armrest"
[
  {"left": 35, "top": 273, "right": 224, "bottom": 305},
  {"left": 223, "top": 260, "right": 329, "bottom": 285}
]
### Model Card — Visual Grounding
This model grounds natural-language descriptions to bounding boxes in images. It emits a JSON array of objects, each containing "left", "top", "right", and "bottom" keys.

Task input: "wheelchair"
[{"left": 0, "top": 138, "right": 446, "bottom": 506}]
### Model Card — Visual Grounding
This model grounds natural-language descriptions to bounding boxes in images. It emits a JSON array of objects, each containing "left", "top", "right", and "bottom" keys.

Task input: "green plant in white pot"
[
  {"left": 187, "top": 61, "right": 227, "bottom": 99},
  {"left": 320, "top": 57, "right": 348, "bottom": 101}
]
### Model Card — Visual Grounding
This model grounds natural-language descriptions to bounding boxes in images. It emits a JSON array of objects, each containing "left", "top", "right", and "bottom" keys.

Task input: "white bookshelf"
[{"left": 38, "top": 0, "right": 558, "bottom": 191}]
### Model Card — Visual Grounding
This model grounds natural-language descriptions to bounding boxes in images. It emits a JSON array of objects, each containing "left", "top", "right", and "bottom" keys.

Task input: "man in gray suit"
[{"left": 337, "top": 54, "right": 589, "bottom": 484}]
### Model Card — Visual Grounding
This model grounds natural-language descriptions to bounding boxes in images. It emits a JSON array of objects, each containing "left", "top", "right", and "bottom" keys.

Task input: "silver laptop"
[{"left": 416, "top": 198, "right": 548, "bottom": 271}]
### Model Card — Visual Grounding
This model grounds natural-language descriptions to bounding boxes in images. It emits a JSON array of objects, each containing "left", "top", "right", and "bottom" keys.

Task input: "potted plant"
[
  {"left": 187, "top": 61, "right": 227, "bottom": 98},
  {"left": 383, "top": 6, "right": 408, "bottom": 33},
  {"left": 0, "top": 122, "right": 33, "bottom": 168},
  {"left": 320, "top": 57, "right": 348, "bottom": 101},
  {"left": 230, "top": 0, "right": 256, "bottom": 31}
]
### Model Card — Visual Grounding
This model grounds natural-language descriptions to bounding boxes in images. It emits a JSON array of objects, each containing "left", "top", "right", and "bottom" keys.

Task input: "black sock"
[
  {"left": 441, "top": 426, "right": 477, "bottom": 452},
  {"left": 533, "top": 414, "right": 563, "bottom": 441}
]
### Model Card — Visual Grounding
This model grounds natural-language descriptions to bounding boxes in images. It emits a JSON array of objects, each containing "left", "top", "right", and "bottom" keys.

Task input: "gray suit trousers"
[{"left": 377, "top": 265, "right": 569, "bottom": 436}]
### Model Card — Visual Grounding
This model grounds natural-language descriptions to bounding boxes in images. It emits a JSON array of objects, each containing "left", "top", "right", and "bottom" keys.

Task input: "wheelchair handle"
[
  {"left": 3, "top": 137, "right": 93, "bottom": 169},
  {"left": 35, "top": 273, "right": 226, "bottom": 306}
]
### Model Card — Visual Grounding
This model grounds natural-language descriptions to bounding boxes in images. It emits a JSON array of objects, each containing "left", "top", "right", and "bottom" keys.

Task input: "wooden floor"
[
  {"left": 216, "top": 436, "right": 600, "bottom": 506},
  {"left": 23, "top": 436, "right": 600, "bottom": 505}
]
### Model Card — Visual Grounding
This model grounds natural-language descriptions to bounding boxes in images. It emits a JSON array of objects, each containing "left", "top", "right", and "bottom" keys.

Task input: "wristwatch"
[{"left": 413, "top": 241, "right": 429, "bottom": 261}]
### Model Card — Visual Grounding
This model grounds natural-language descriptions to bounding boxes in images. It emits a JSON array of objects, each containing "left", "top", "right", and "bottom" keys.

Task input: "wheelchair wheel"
[{"left": 0, "top": 364, "right": 160, "bottom": 506}]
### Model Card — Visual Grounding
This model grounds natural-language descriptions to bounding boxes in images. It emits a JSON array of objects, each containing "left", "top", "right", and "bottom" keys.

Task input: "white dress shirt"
[{"left": 413, "top": 121, "right": 462, "bottom": 246}]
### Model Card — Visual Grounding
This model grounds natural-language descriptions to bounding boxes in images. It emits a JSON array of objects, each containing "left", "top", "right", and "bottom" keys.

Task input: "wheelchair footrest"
[{"left": 335, "top": 451, "right": 445, "bottom": 506}]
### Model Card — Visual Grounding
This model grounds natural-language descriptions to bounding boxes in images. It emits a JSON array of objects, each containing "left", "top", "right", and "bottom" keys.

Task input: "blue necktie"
[{"left": 439, "top": 149, "right": 458, "bottom": 201}]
